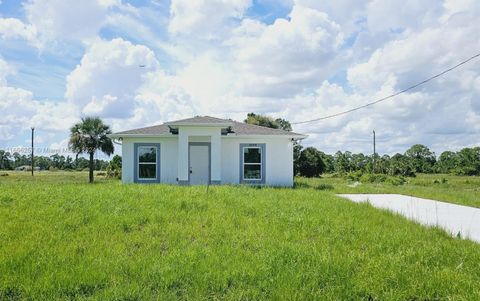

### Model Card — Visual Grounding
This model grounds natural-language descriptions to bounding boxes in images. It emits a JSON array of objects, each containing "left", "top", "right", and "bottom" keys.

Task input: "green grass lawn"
[{"left": 0, "top": 172, "right": 479, "bottom": 300}]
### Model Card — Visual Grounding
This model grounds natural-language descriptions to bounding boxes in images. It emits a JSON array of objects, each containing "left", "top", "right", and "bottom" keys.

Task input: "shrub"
[
  {"left": 433, "top": 178, "right": 448, "bottom": 184},
  {"left": 106, "top": 167, "right": 121, "bottom": 179},
  {"left": 315, "top": 183, "right": 334, "bottom": 191},
  {"left": 106, "top": 155, "right": 122, "bottom": 179},
  {"left": 0, "top": 173, "right": 8, "bottom": 176},
  {"left": 360, "top": 173, "right": 387, "bottom": 183},
  {"left": 385, "top": 176, "right": 406, "bottom": 186},
  {"left": 453, "top": 166, "right": 478, "bottom": 176},
  {"left": 345, "top": 171, "right": 363, "bottom": 182}
]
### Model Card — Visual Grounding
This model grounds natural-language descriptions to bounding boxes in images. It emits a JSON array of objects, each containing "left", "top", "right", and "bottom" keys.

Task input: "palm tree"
[{"left": 69, "top": 117, "right": 114, "bottom": 183}]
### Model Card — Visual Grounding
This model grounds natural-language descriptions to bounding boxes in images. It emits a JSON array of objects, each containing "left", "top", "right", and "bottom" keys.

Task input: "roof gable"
[{"left": 165, "top": 116, "right": 232, "bottom": 126}]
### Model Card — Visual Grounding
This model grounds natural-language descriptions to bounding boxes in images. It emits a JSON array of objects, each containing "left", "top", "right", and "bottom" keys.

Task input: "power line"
[{"left": 292, "top": 52, "right": 480, "bottom": 125}]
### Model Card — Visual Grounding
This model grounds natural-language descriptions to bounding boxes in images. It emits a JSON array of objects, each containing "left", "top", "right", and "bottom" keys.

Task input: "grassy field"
[
  {"left": 0, "top": 172, "right": 479, "bottom": 300},
  {"left": 297, "top": 173, "right": 480, "bottom": 208}
]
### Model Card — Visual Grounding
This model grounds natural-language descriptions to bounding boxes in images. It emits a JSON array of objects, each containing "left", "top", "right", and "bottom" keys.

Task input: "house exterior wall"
[
  {"left": 176, "top": 126, "right": 222, "bottom": 184},
  {"left": 121, "top": 135, "right": 294, "bottom": 186},
  {"left": 122, "top": 137, "right": 178, "bottom": 184},
  {"left": 221, "top": 137, "right": 294, "bottom": 186}
]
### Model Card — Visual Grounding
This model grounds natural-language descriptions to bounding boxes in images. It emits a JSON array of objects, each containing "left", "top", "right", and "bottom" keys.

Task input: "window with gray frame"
[
  {"left": 134, "top": 143, "right": 160, "bottom": 183},
  {"left": 240, "top": 143, "right": 265, "bottom": 184}
]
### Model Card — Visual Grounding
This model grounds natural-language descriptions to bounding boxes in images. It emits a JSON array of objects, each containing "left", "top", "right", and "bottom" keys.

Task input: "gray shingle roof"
[
  {"left": 165, "top": 116, "right": 232, "bottom": 125},
  {"left": 114, "top": 124, "right": 171, "bottom": 135},
  {"left": 112, "top": 116, "right": 306, "bottom": 137},
  {"left": 229, "top": 121, "right": 304, "bottom": 136}
]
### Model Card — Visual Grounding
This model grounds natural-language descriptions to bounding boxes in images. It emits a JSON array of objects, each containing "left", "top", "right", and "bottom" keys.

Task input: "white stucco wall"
[
  {"left": 121, "top": 137, "right": 178, "bottom": 184},
  {"left": 121, "top": 135, "right": 295, "bottom": 186},
  {"left": 176, "top": 126, "right": 222, "bottom": 183},
  {"left": 221, "top": 137, "right": 294, "bottom": 186}
]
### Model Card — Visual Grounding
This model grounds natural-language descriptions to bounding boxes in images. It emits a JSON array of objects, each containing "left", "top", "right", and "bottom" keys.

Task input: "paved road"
[{"left": 338, "top": 194, "right": 480, "bottom": 243}]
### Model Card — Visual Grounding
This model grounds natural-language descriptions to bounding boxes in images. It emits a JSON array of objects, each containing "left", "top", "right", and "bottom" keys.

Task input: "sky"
[{"left": 0, "top": 0, "right": 479, "bottom": 158}]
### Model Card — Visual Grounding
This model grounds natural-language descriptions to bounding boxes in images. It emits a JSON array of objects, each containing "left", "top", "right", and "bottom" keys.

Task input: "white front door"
[{"left": 189, "top": 144, "right": 210, "bottom": 185}]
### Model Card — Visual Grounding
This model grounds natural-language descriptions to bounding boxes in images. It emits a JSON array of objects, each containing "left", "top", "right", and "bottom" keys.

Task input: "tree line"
[
  {"left": 294, "top": 144, "right": 480, "bottom": 177},
  {"left": 244, "top": 113, "right": 480, "bottom": 177},
  {"left": 0, "top": 151, "right": 111, "bottom": 171}
]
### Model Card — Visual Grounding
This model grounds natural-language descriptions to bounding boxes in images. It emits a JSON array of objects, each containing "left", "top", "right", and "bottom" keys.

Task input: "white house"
[{"left": 109, "top": 116, "right": 307, "bottom": 186}]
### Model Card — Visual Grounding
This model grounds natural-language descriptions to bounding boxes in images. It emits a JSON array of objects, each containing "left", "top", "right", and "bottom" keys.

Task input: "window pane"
[
  {"left": 139, "top": 164, "right": 156, "bottom": 179},
  {"left": 244, "top": 147, "right": 261, "bottom": 163},
  {"left": 244, "top": 164, "right": 261, "bottom": 180},
  {"left": 139, "top": 147, "right": 156, "bottom": 163}
]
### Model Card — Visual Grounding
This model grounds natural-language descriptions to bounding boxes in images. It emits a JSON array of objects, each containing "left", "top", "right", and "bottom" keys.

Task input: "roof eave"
[
  {"left": 108, "top": 133, "right": 307, "bottom": 139},
  {"left": 224, "top": 134, "right": 308, "bottom": 139},
  {"left": 108, "top": 134, "right": 175, "bottom": 139}
]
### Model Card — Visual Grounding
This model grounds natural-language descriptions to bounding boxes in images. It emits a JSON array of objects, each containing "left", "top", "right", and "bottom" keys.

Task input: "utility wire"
[{"left": 292, "top": 52, "right": 480, "bottom": 125}]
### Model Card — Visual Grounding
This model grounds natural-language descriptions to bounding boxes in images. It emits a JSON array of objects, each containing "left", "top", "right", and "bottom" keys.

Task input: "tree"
[
  {"left": 50, "top": 154, "right": 65, "bottom": 169},
  {"left": 293, "top": 144, "right": 303, "bottom": 175},
  {"left": 106, "top": 155, "right": 122, "bottom": 179},
  {"left": 244, "top": 113, "right": 292, "bottom": 131},
  {"left": 405, "top": 144, "right": 436, "bottom": 173},
  {"left": 389, "top": 153, "right": 415, "bottom": 177},
  {"left": 297, "top": 147, "right": 326, "bottom": 177},
  {"left": 454, "top": 147, "right": 480, "bottom": 176},
  {"left": 351, "top": 153, "right": 368, "bottom": 172},
  {"left": 0, "top": 150, "right": 12, "bottom": 170},
  {"left": 69, "top": 117, "right": 114, "bottom": 183},
  {"left": 274, "top": 118, "right": 292, "bottom": 131},
  {"left": 375, "top": 154, "right": 391, "bottom": 174},
  {"left": 435, "top": 151, "right": 457, "bottom": 173},
  {"left": 12, "top": 152, "right": 28, "bottom": 168},
  {"left": 319, "top": 152, "right": 335, "bottom": 173},
  {"left": 35, "top": 156, "right": 52, "bottom": 170},
  {"left": 334, "top": 151, "right": 353, "bottom": 173}
]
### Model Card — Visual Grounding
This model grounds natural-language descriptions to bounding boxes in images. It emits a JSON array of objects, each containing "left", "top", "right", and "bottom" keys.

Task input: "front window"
[
  {"left": 243, "top": 147, "right": 262, "bottom": 180},
  {"left": 138, "top": 146, "right": 157, "bottom": 180}
]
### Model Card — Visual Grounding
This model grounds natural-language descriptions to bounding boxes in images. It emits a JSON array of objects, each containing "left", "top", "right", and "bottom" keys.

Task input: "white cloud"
[
  {"left": 0, "top": 18, "right": 39, "bottom": 47},
  {"left": 0, "top": 86, "right": 77, "bottom": 142},
  {"left": 366, "top": 0, "right": 441, "bottom": 33},
  {"left": 0, "top": 58, "right": 77, "bottom": 143},
  {"left": 63, "top": 38, "right": 204, "bottom": 132},
  {"left": 0, "top": 57, "right": 12, "bottom": 85},
  {"left": 0, "top": 0, "right": 121, "bottom": 50},
  {"left": 228, "top": 4, "right": 344, "bottom": 98},
  {"left": 169, "top": 0, "right": 252, "bottom": 38},
  {"left": 293, "top": 0, "right": 368, "bottom": 36},
  {"left": 82, "top": 95, "right": 121, "bottom": 117},
  {"left": 24, "top": 0, "right": 116, "bottom": 45},
  {"left": 65, "top": 38, "right": 159, "bottom": 119}
]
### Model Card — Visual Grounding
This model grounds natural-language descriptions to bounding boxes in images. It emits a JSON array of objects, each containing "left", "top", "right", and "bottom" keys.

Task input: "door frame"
[{"left": 188, "top": 142, "right": 211, "bottom": 185}]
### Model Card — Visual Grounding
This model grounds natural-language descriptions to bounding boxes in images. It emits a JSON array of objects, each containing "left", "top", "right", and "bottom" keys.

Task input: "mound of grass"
[
  {"left": 433, "top": 178, "right": 448, "bottom": 184},
  {"left": 344, "top": 172, "right": 407, "bottom": 186},
  {"left": 359, "top": 173, "right": 387, "bottom": 183},
  {"left": 315, "top": 183, "right": 334, "bottom": 190}
]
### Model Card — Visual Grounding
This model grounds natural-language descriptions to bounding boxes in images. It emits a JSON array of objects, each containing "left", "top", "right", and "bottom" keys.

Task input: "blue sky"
[{"left": 0, "top": 0, "right": 479, "bottom": 159}]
